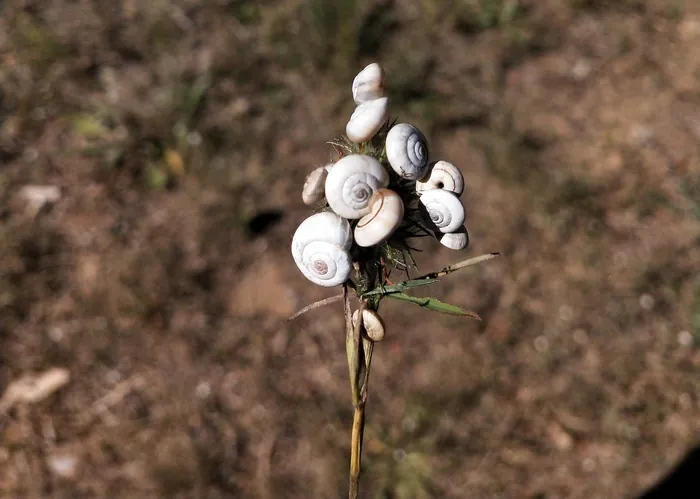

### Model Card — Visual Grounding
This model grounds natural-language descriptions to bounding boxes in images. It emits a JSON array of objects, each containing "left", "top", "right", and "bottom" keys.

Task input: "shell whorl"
[
  {"left": 385, "top": 123, "right": 429, "bottom": 181},
  {"left": 354, "top": 188, "right": 404, "bottom": 247},
  {"left": 419, "top": 189, "right": 465, "bottom": 234},
  {"left": 325, "top": 154, "right": 389, "bottom": 219},
  {"left": 293, "top": 240, "right": 352, "bottom": 287},
  {"left": 291, "top": 212, "right": 353, "bottom": 287},
  {"left": 416, "top": 161, "right": 464, "bottom": 197}
]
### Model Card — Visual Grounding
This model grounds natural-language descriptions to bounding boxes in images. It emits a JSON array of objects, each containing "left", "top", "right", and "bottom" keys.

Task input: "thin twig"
[
  {"left": 418, "top": 252, "right": 501, "bottom": 280},
  {"left": 288, "top": 293, "right": 345, "bottom": 320}
]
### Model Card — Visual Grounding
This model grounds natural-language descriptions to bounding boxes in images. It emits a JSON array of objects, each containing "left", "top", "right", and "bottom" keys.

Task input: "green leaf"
[
  {"left": 387, "top": 292, "right": 481, "bottom": 319},
  {"left": 361, "top": 278, "right": 440, "bottom": 297}
]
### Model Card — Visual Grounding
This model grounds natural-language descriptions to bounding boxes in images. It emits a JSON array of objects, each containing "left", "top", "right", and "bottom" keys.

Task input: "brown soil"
[{"left": 1, "top": 1, "right": 699, "bottom": 498}]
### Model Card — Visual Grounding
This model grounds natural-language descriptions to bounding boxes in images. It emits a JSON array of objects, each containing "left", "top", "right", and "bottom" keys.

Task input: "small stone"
[
  {"left": 548, "top": 422, "right": 574, "bottom": 451},
  {"left": 195, "top": 381, "right": 211, "bottom": 399},
  {"left": 571, "top": 59, "right": 593, "bottom": 81},
  {"left": 18, "top": 185, "right": 61, "bottom": 216},
  {"left": 678, "top": 330, "right": 693, "bottom": 347},
  {"left": 47, "top": 452, "right": 79, "bottom": 480},
  {"left": 639, "top": 294, "right": 655, "bottom": 310}
]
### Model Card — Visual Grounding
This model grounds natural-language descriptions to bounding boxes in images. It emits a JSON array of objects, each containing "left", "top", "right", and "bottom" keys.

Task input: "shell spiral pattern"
[
  {"left": 419, "top": 189, "right": 465, "bottom": 234},
  {"left": 293, "top": 240, "right": 352, "bottom": 287},
  {"left": 291, "top": 212, "right": 353, "bottom": 287},
  {"left": 325, "top": 154, "right": 389, "bottom": 219},
  {"left": 386, "top": 123, "right": 429, "bottom": 181}
]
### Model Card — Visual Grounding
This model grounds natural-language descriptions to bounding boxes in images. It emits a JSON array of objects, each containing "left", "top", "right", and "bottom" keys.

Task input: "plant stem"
[
  {"left": 349, "top": 404, "right": 365, "bottom": 499},
  {"left": 344, "top": 284, "right": 372, "bottom": 499}
]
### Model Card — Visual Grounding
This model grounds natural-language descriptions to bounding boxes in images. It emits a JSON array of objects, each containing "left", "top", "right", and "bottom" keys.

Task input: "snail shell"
[
  {"left": 354, "top": 188, "right": 404, "bottom": 247},
  {"left": 291, "top": 212, "right": 353, "bottom": 287},
  {"left": 346, "top": 97, "right": 389, "bottom": 144},
  {"left": 352, "top": 63, "right": 385, "bottom": 104},
  {"left": 439, "top": 226, "right": 470, "bottom": 250},
  {"left": 292, "top": 211, "right": 352, "bottom": 250},
  {"left": 419, "top": 189, "right": 465, "bottom": 234},
  {"left": 325, "top": 154, "right": 389, "bottom": 219},
  {"left": 385, "top": 123, "right": 429, "bottom": 180},
  {"left": 416, "top": 161, "right": 464, "bottom": 197},
  {"left": 352, "top": 308, "right": 386, "bottom": 341},
  {"left": 302, "top": 166, "right": 328, "bottom": 205}
]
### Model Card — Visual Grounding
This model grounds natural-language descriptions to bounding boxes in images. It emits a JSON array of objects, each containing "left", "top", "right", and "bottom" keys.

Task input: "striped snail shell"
[
  {"left": 419, "top": 189, "right": 465, "bottom": 234},
  {"left": 416, "top": 161, "right": 464, "bottom": 197},
  {"left": 354, "top": 188, "right": 404, "bottom": 247},
  {"left": 325, "top": 154, "right": 389, "bottom": 219},
  {"left": 385, "top": 123, "right": 429, "bottom": 181},
  {"left": 291, "top": 212, "right": 353, "bottom": 287}
]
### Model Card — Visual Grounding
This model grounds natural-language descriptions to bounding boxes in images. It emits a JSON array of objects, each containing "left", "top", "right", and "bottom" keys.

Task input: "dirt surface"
[{"left": 1, "top": 1, "right": 700, "bottom": 498}]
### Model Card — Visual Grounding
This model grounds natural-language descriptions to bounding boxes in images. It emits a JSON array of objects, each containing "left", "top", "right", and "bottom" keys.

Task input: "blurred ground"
[{"left": 1, "top": 0, "right": 700, "bottom": 498}]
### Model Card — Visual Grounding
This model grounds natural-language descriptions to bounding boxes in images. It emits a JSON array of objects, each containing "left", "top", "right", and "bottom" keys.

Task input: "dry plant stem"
[
  {"left": 344, "top": 284, "right": 373, "bottom": 499},
  {"left": 288, "top": 293, "right": 344, "bottom": 320}
]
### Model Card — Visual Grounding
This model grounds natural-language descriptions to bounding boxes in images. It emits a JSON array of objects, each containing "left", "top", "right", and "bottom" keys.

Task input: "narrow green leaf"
[
  {"left": 387, "top": 292, "right": 481, "bottom": 319},
  {"left": 361, "top": 278, "right": 440, "bottom": 297}
]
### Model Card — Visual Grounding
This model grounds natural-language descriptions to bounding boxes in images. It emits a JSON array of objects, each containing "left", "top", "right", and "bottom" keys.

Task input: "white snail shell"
[
  {"left": 439, "top": 226, "right": 470, "bottom": 250},
  {"left": 352, "top": 308, "right": 386, "bottom": 341},
  {"left": 352, "top": 63, "right": 385, "bottom": 104},
  {"left": 325, "top": 154, "right": 389, "bottom": 219},
  {"left": 291, "top": 212, "right": 353, "bottom": 287},
  {"left": 419, "top": 189, "right": 465, "bottom": 233},
  {"left": 302, "top": 166, "right": 328, "bottom": 205},
  {"left": 346, "top": 97, "right": 389, "bottom": 144},
  {"left": 416, "top": 161, "right": 464, "bottom": 197},
  {"left": 385, "top": 123, "right": 429, "bottom": 180},
  {"left": 354, "top": 188, "right": 404, "bottom": 247}
]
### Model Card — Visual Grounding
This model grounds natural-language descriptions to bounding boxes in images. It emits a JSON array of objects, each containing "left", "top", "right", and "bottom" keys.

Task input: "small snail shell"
[
  {"left": 419, "top": 189, "right": 465, "bottom": 234},
  {"left": 291, "top": 212, "right": 353, "bottom": 287},
  {"left": 385, "top": 123, "right": 429, "bottom": 180},
  {"left": 354, "top": 188, "right": 404, "bottom": 247},
  {"left": 352, "top": 308, "right": 386, "bottom": 341},
  {"left": 352, "top": 63, "right": 385, "bottom": 104},
  {"left": 346, "top": 97, "right": 389, "bottom": 143},
  {"left": 325, "top": 154, "right": 389, "bottom": 219},
  {"left": 439, "top": 226, "right": 470, "bottom": 250},
  {"left": 416, "top": 161, "right": 464, "bottom": 197},
  {"left": 302, "top": 166, "right": 328, "bottom": 205}
]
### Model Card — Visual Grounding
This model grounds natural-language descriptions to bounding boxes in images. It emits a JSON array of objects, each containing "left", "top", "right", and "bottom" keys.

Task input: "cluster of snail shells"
[
  {"left": 292, "top": 62, "right": 469, "bottom": 290},
  {"left": 415, "top": 159, "right": 469, "bottom": 251}
]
